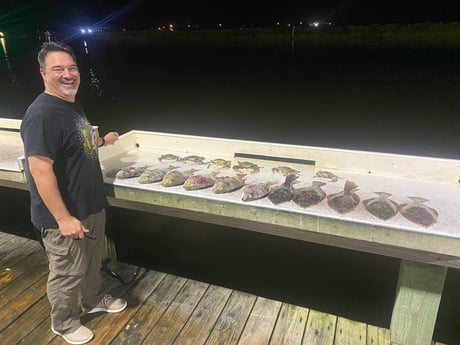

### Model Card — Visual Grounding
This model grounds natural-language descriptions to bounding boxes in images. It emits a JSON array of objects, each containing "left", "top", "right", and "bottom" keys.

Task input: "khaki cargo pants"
[{"left": 40, "top": 209, "right": 106, "bottom": 334}]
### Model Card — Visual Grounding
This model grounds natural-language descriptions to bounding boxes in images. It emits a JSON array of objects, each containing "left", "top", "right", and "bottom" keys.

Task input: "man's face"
[{"left": 40, "top": 51, "right": 80, "bottom": 102}]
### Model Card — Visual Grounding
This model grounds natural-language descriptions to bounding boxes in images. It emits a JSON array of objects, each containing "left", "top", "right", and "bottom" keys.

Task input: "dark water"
[{"left": 1, "top": 31, "right": 460, "bottom": 343}]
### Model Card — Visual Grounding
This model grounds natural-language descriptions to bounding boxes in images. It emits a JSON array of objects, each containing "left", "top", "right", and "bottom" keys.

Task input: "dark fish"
[
  {"left": 116, "top": 165, "right": 148, "bottom": 179},
  {"left": 363, "top": 192, "right": 398, "bottom": 220},
  {"left": 267, "top": 174, "right": 299, "bottom": 205},
  {"left": 241, "top": 181, "right": 277, "bottom": 202},
  {"left": 162, "top": 169, "right": 197, "bottom": 187},
  {"left": 212, "top": 174, "right": 246, "bottom": 194},
  {"left": 327, "top": 180, "right": 360, "bottom": 214},
  {"left": 399, "top": 197, "right": 438, "bottom": 227},
  {"left": 293, "top": 181, "right": 326, "bottom": 208},
  {"left": 183, "top": 172, "right": 219, "bottom": 190},
  {"left": 138, "top": 165, "right": 178, "bottom": 184}
]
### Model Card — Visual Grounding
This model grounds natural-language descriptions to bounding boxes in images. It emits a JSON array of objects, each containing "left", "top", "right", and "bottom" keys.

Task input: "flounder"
[
  {"left": 327, "top": 180, "right": 360, "bottom": 214},
  {"left": 241, "top": 181, "right": 277, "bottom": 202},
  {"left": 183, "top": 171, "right": 219, "bottom": 190},
  {"left": 293, "top": 181, "right": 326, "bottom": 208},
  {"left": 362, "top": 192, "right": 398, "bottom": 220},
  {"left": 212, "top": 174, "right": 246, "bottom": 194},
  {"left": 138, "top": 165, "right": 178, "bottom": 184},
  {"left": 267, "top": 174, "right": 299, "bottom": 205},
  {"left": 162, "top": 169, "right": 197, "bottom": 187},
  {"left": 398, "top": 197, "right": 438, "bottom": 227},
  {"left": 116, "top": 165, "right": 148, "bottom": 179}
]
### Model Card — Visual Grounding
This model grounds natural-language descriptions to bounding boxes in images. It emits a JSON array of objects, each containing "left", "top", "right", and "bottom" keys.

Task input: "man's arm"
[{"left": 28, "top": 155, "right": 88, "bottom": 239}]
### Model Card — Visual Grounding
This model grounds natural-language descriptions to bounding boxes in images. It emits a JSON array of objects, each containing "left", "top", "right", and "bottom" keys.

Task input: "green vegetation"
[{"left": 97, "top": 22, "right": 460, "bottom": 49}]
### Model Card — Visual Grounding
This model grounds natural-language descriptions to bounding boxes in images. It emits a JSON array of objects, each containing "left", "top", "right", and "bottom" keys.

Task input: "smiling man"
[{"left": 20, "top": 41, "right": 125, "bottom": 345}]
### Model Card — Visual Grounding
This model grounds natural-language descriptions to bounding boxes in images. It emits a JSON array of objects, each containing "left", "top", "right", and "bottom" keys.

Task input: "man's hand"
[{"left": 56, "top": 215, "right": 89, "bottom": 239}]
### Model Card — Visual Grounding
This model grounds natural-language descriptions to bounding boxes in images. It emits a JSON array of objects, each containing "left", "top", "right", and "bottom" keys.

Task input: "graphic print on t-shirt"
[{"left": 75, "top": 115, "right": 98, "bottom": 160}]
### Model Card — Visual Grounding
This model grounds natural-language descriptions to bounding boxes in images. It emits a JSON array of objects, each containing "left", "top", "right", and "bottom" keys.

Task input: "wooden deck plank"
[
  {"left": 204, "top": 291, "right": 257, "bottom": 345},
  {"left": 141, "top": 279, "right": 209, "bottom": 345},
  {"left": 0, "top": 231, "right": 450, "bottom": 345},
  {"left": 302, "top": 309, "right": 337, "bottom": 345},
  {"left": 0, "top": 296, "right": 50, "bottom": 345},
  {"left": 0, "top": 250, "right": 48, "bottom": 307},
  {"left": 0, "top": 274, "right": 47, "bottom": 332},
  {"left": 367, "top": 324, "right": 391, "bottom": 345},
  {"left": 334, "top": 316, "right": 367, "bottom": 345},
  {"left": 79, "top": 269, "right": 167, "bottom": 345},
  {"left": 269, "top": 303, "right": 310, "bottom": 345},
  {"left": 109, "top": 273, "right": 186, "bottom": 345},
  {"left": 174, "top": 284, "right": 233, "bottom": 345},
  {"left": 237, "top": 296, "right": 282, "bottom": 345}
]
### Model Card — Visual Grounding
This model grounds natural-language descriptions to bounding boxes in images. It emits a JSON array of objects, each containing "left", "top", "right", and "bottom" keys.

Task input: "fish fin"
[
  {"left": 407, "top": 196, "right": 429, "bottom": 203},
  {"left": 344, "top": 180, "right": 359, "bottom": 192}
]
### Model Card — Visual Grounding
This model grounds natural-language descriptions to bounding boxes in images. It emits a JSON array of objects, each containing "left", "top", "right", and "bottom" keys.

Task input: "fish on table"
[
  {"left": 161, "top": 169, "right": 197, "bottom": 187},
  {"left": 327, "top": 180, "right": 360, "bottom": 214},
  {"left": 293, "top": 181, "right": 326, "bottom": 208},
  {"left": 212, "top": 174, "right": 246, "bottom": 194},
  {"left": 115, "top": 165, "right": 149, "bottom": 179},
  {"left": 362, "top": 192, "right": 399, "bottom": 220},
  {"left": 183, "top": 171, "right": 219, "bottom": 190},
  {"left": 398, "top": 197, "right": 438, "bottom": 227},
  {"left": 138, "top": 165, "right": 179, "bottom": 184},
  {"left": 241, "top": 181, "right": 277, "bottom": 202},
  {"left": 267, "top": 174, "right": 299, "bottom": 205}
]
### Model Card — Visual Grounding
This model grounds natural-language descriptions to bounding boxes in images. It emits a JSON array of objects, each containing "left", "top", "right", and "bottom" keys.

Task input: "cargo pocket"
[{"left": 42, "top": 229, "right": 75, "bottom": 275}]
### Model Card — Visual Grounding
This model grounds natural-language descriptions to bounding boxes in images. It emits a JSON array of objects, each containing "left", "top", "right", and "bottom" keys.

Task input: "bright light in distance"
[{"left": 80, "top": 27, "right": 93, "bottom": 34}]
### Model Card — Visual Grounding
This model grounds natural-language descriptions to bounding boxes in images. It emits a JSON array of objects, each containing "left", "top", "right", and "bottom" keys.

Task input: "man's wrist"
[{"left": 99, "top": 137, "right": 105, "bottom": 147}]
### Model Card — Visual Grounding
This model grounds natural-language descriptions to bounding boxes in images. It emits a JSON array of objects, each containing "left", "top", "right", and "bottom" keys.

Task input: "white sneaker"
[
  {"left": 51, "top": 325, "right": 94, "bottom": 345},
  {"left": 85, "top": 294, "right": 127, "bottom": 314}
]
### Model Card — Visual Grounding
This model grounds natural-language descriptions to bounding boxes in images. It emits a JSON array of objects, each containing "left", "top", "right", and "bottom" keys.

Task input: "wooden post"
[{"left": 390, "top": 259, "right": 447, "bottom": 345}]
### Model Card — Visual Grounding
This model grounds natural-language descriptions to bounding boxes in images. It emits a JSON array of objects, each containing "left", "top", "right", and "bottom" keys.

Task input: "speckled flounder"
[
  {"left": 138, "top": 165, "right": 178, "bottom": 184},
  {"left": 398, "top": 197, "right": 438, "bottom": 227},
  {"left": 293, "top": 181, "right": 326, "bottom": 208},
  {"left": 212, "top": 174, "right": 246, "bottom": 194},
  {"left": 241, "top": 181, "right": 277, "bottom": 202},
  {"left": 161, "top": 169, "right": 197, "bottom": 187},
  {"left": 183, "top": 172, "right": 219, "bottom": 190},
  {"left": 267, "top": 174, "right": 299, "bottom": 205},
  {"left": 327, "top": 180, "right": 360, "bottom": 214},
  {"left": 115, "top": 165, "right": 148, "bottom": 179},
  {"left": 363, "top": 192, "right": 399, "bottom": 220}
]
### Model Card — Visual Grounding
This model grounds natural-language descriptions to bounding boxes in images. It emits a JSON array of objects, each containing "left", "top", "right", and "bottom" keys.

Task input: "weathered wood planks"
[{"left": 0, "top": 231, "right": 449, "bottom": 345}]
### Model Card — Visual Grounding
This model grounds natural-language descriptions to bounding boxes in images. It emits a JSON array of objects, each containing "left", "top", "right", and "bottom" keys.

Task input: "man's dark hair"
[{"left": 37, "top": 41, "right": 77, "bottom": 69}]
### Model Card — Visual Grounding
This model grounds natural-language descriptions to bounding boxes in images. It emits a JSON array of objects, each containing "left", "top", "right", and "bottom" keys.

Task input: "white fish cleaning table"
[{"left": 1, "top": 118, "right": 460, "bottom": 345}]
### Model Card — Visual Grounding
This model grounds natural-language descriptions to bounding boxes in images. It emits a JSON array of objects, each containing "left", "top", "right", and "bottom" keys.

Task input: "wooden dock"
[{"left": 0, "top": 231, "right": 447, "bottom": 345}]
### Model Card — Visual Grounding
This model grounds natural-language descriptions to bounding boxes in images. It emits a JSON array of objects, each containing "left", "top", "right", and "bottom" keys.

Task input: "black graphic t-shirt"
[{"left": 20, "top": 93, "right": 109, "bottom": 228}]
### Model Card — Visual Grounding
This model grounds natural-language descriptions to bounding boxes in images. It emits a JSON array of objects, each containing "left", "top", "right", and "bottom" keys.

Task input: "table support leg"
[{"left": 390, "top": 259, "right": 447, "bottom": 345}]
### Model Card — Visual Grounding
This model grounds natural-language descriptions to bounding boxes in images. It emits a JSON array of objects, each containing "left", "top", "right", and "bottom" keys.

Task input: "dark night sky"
[{"left": 3, "top": 0, "right": 460, "bottom": 32}]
